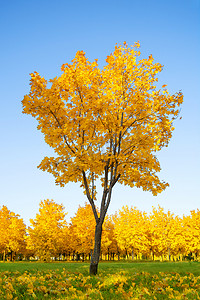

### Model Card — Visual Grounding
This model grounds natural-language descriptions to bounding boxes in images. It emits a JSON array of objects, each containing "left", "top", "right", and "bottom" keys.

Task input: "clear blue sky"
[{"left": 0, "top": 0, "right": 199, "bottom": 225}]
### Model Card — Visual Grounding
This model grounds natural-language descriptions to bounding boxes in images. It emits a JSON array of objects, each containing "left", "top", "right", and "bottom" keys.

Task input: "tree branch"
[
  {"left": 100, "top": 164, "right": 109, "bottom": 218},
  {"left": 82, "top": 171, "right": 99, "bottom": 223},
  {"left": 100, "top": 172, "right": 120, "bottom": 225},
  {"left": 49, "top": 108, "right": 77, "bottom": 154}
]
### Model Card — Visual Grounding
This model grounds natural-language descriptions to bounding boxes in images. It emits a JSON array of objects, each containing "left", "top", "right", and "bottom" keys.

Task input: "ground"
[{"left": 0, "top": 261, "right": 200, "bottom": 299}]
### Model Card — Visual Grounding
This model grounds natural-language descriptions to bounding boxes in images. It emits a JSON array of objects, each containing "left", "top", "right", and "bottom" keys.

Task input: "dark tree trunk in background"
[{"left": 132, "top": 247, "right": 134, "bottom": 260}]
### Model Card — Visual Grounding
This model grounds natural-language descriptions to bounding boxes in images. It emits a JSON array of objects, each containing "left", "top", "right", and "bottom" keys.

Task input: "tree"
[
  {"left": 27, "top": 199, "right": 67, "bottom": 261},
  {"left": 0, "top": 206, "right": 26, "bottom": 261},
  {"left": 101, "top": 215, "right": 118, "bottom": 260},
  {"left": 147, "top": 206, "right": 175, "bottom": 260},
  {"left": 70, "top": 203, "right": 96, "bottom": 258},
  {"left": 183, "top": 209, "right": 200, "bottom": 259},
  {"left": 114, "top": 206, "right": 149, "bottom": 259},
  {"left": 22, "top": 42, "right": 183, "bottom": 274},
  {"left": 168, "top": 215, "right": 186, "bottom": 259}
]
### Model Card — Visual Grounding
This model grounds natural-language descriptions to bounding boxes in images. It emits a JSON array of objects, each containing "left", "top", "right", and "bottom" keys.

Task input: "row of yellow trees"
[{"left": 0, "top": 200, "right": 199, "bottom": 262}]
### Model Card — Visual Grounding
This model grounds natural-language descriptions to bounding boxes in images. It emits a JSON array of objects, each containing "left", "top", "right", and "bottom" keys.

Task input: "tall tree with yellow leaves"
[
  {"left": 183, "top": 209, "right": 200, "bottom": 259},
  {"left": 114, "top": 206, "right": 149, "bottom": 259},
  {"left": 101, "top": 215, "right": 118, "bottom": 260},
  {"left": 147, "top": 206, "right": 175, "bottom": 260},
  {"left": 27, "top": 199, "right": 67, "bottom": 261},
  {"left": 70, "top": 203, "right": 96, "bottom": 259},
  {"left": 0, "top": 206, "right": 26, "bottom": 261},
  {"left": 22, "top": 42, "right": 183, "bottom": 274}
]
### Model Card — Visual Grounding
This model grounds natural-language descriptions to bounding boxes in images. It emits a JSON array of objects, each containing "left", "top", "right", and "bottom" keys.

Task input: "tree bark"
[
  {"left": 132, "top": 247, "right": 134, "bottom": 260},
  {"left": 82, "top": 155, "right": 120, "bottom": 275},
  {"left": 90, "top": 222, "right": 103, "bottom": 275},
  {"left": 168, "top": 247, "right": 171, "bottom": 261}
]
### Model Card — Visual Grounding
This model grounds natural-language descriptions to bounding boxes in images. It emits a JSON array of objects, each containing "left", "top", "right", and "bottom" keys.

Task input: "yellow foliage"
[
  {"left": 27, "top": 199, "right": 67, "bottom": 260},
  {"left": 114, "top": 206, "right": 149, "bottom": 255},
  {"left": 22, "top": 42, "right": 183, "bottom": 198},
  {"left": 0, "top": 206, "right": 26, "bottom": 259}
]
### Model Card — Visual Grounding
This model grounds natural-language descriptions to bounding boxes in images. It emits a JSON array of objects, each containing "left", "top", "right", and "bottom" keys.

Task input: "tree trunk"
[
  {"left": 168, "top": 247, "right": 171, "bottom": 261},
  {"left": 132, "top": 247, "right": 134, "bottom": 260},
  {"left": 10, "top": 250, "right": 13, "bottom": 262},
  {"left": 90, "top": 222, "right": 103, "bottom": 275}
]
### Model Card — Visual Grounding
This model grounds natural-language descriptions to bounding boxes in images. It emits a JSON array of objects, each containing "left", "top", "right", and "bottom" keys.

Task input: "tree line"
[{"left": 0, "top": 200, "right": 199, "bottom": 262}]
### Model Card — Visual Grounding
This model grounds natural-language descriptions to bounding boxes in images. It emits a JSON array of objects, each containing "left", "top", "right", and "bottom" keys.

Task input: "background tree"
[
  {"left": 0, "top": 206, "right": 26, "bottom": 261},
  {"left": 70, "top": 203, "right": 96, "bottom": 259},
  {"left": 168, "top": 215, "right": 186, "bottom": 260},
  {"left": 114, "top": 206, "right": 149, "bottom": 259},
  {"left": 22, "top": 42, "right": 183, "bottom": 274},
  {"left": 27, "top": 199, "right": 67, "bottom": 261},
  {"left": 147, "top": 206, "right": 175, "bottom": 260},
  {"left": 183, "top": 209, "right": 200, "bottom": 259},
  {"left": 60, "top": 222, "right": 72, "bottom": 260},
  {"left": 0, "top": 206, "right": 10, "bottom": 259},
  {"left": 101, "top": 215, "right": 118, "bottom": 260}
]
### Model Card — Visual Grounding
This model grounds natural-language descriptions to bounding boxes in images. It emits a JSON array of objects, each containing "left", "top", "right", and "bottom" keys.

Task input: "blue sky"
[{"left": 0, "top": 0, "right": 199, "bottom": 225}]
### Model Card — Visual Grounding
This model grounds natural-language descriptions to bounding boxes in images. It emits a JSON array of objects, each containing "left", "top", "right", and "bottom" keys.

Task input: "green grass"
[
  {"left": 0, "top": 261, "right": 200, "bottom": 299},
  {"left": 0, "top": 260, "right": 199, "bottom": 275}
]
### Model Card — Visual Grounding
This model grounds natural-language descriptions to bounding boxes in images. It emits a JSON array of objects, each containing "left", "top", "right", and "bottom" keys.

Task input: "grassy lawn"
[
  {"left": 0, "top": 261, "right": 200, "bottom": 299},
  {"left": 0, "top": 260, "right": 199, "bottom": 275}
]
